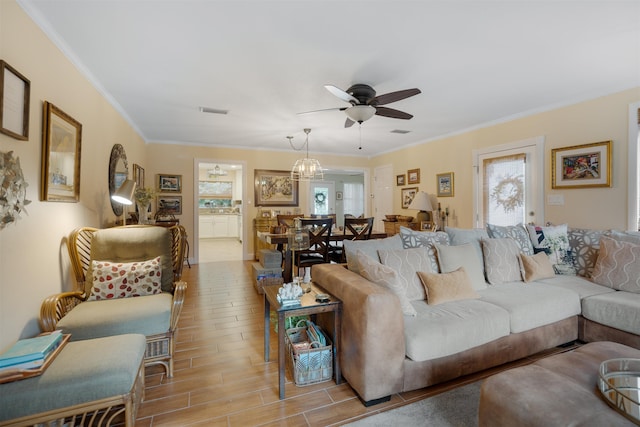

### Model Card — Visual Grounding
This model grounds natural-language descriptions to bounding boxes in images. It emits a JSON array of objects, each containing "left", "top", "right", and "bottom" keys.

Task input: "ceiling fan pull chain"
[{"left": 358, "top": 124, "right": 363, "bottom": 150}]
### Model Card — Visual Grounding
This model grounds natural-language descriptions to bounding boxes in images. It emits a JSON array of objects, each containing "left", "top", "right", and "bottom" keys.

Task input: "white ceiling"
[{"left": 20, "top": 1, "right": 640, "bottom": 157}]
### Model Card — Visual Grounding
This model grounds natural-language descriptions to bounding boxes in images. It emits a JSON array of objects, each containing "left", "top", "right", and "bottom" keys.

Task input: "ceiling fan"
[{"left": 300, "top": 84, "right": 421, "bottom": 128}]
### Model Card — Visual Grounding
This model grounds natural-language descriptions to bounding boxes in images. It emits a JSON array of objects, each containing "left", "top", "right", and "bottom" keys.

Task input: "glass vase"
[{"left": 137, "top": 201, "right": 150, "bottom": 224}]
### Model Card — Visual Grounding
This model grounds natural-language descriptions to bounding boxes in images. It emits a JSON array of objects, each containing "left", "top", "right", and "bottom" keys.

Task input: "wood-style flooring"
[{"left": 135, "top": 260, "right": 579, "bottom": 426}]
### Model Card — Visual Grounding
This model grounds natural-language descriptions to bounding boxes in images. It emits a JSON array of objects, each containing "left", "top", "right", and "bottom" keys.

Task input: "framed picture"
[
  {"left": 254, "top": 169, "right": 299, "bottom": 207},
  {"left": 407, "top": 168, "right": 420, "bottom": 184},
  {"left": 0, "top": 60, "right": 30, "bottom": 140},
  {"left": 401, "top": 187, "right": 418, "bottom": 209},
  {"left": 41, "top": 102, "right": 82, "bottom": 202},
  {"left": 157, "top": 174, "right": 181, "bottom": 193},
  {"left": 421, "top": 220, "right": 436, "bottom": 231},
  {"left": 551, "top": 140, "right": 612, "bottom": 189},
  {"left": 336, "top": 191, "right": 343, "bottom": 200},
  {"left": 437, "top": 172, "right": 454, "bottom": 197},
  {"left": 396, "top": 174, "right": 405, "bottom": 186},
  {"left": 133, "top": 164, "right": 145, "bottom": 189},
  {"left": 157, "top": 195, "right": 182, "bottom": 215}
]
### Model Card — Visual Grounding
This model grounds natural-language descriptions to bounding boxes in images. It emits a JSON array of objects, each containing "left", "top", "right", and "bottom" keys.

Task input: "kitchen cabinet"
[{"left": 199, "top": 214, "right": 240, "bottom": 239}]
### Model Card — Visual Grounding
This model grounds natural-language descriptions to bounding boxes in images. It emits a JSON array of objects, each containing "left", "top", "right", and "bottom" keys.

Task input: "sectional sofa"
[{"left": 312, "top": 225, "right": 640, "bottom": 405}]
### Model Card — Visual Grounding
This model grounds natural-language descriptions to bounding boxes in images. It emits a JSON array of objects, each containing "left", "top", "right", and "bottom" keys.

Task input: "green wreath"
[{"left": 314, "top": 192, "right": 326, "bottom": 205}]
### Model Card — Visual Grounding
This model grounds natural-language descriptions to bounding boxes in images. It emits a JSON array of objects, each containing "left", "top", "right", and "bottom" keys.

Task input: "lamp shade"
[
  {"left": 111, "top": 179, "right": 137, "bottom": 205},
  {"left": 345, "top": 105, "right": 376, "bottom": 123},
  {"left": 408, "top": 191, "right": 433, "bottom": 212}
]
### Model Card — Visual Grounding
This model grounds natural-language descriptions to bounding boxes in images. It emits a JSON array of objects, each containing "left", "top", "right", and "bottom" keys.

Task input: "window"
[
  {"left": 473, "top": 137, "right": 544, "bottom": 228},
  {"left": 343, "top": 183, "right": 364, "bottom": 217}
]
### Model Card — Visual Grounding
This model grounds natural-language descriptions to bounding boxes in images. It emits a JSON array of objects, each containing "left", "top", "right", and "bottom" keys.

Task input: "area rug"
[{"left": 343, "top": 381, "right": 481, "bottom": 427}]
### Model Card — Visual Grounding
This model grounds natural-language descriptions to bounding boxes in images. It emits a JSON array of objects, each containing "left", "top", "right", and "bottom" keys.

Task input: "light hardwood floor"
[{"left": 135, "top": 260, "right": 579, "bottom": 426}]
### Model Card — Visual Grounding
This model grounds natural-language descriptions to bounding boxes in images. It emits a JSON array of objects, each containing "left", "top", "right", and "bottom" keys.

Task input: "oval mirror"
[{"left": 108, "top": 144, "right": 129, "bottom": 216}]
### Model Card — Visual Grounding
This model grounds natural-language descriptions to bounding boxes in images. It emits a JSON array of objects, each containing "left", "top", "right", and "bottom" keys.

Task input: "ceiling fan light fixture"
[{"left": 345, "top": 105, "right": 376, "bottom": 123}]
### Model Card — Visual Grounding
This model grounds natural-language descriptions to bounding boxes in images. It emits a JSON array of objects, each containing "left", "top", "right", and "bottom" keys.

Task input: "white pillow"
[
  {"left": 526, "top": 224, "right": 576, "bottom": 275},
  {"left": 482, "top": 238, "right": 523, "bottom": 285},
  {"left": 435, "top": 243, "right": 487, "bottom": 290},
  {"left": 343, "top": 234, "right": 403, "bottom": 274},
  {"left": 354, "top": 250, "right": 417, "bottom": 316}
]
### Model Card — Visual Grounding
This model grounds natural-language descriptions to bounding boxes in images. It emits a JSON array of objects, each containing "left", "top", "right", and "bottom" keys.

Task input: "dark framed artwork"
[
  {"left": 254, "top": 169, "right": 299, "bottom": 207},
  {"left": 157, "top": 174, "right": 181, "bottom": 193},
  {"left": 551, "top": 140, "right": 611, "bottom": 189},
  {"left": 396, "top": 174, "right": 405, "bottom": 186},
  {"left": 437, "top": 172, "right": 454, "bottom": 197},
  {"left": 157, "top": 195, "right": 182, "bottom": 215},
  {"left": 133, "top": 163, "right": 145, "bottom": 188},
  {"left": 0, "top": 60, "right": 30, "bottom": 140},
  {"left": 41, "top": 102, "right": 82, "bottom": 202}
]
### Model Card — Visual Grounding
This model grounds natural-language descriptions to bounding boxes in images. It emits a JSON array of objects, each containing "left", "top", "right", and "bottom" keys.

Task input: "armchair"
[{"left": 39, "top": 225, "right": 187, "bottom": 377}]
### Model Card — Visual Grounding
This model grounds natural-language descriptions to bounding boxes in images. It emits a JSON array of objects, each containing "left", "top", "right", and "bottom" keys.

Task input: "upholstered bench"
[
  {"left": 479, "top": 341, "right": 640, "bottom": 426},
  {"left": 0, "top": 334, "right": 146, "bottom": 427}
]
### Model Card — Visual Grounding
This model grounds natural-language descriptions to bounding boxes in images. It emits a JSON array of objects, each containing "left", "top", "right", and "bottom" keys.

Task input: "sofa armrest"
[
  {"left": 39, "top": 291, "right": 86, "bottom": 332},
  {"left": 312, "top": 264, "right": 406, "bottom": 402},
  {"left": 170, "top": 281, "right": 187, "bottom": 331}
]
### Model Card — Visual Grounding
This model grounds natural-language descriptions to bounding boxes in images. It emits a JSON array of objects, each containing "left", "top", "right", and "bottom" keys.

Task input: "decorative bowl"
[
  {"left": 398, "top": 215, "right": 413, "bottom": 222},
  {"left": 385, "top": 215, "right": 398, "bottom": 221}
]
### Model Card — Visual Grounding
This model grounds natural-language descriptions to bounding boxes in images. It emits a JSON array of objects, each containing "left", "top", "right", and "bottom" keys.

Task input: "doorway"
[
  {"left": 309, "top": 181, "right": 335, "bottom": 217},
  {"left": 195, "top": 160, "right": 245, "bottom": 263}
]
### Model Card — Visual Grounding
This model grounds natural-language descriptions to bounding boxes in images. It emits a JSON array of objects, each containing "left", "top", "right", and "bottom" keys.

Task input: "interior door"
[
  {"left": 373, "top": 164, "right": 393, "bottom": 232},
  {"left": 309, "top": 181, "right": 335, "bottom": 216}
]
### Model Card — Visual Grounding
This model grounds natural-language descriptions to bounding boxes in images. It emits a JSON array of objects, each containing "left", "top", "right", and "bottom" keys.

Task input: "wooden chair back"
[
  {"left": 276, "top": 214, "right": 303, "bottom": 229},
  {"left": 298, "top": 218, "right": 333, "bottom": 262},
  {"left": 344, "top": 217, "right": 374, "bottom": 240}
]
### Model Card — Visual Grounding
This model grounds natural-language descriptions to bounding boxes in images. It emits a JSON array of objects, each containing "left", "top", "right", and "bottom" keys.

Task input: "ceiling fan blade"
[
  {"left": 371, "top": 88, "right": 421, "bottom": 106},
  {"left": 344, "top": 118, "right": 355, "bottom": 128},
  {"left": 297, "top": 107, "right": 346, "bottom": 115},
  {"left": 325, "top": 85, "right": 359, "bottom": 104},
  {"left": 375, "top": 106, "right": 414, "bottom": 120}
]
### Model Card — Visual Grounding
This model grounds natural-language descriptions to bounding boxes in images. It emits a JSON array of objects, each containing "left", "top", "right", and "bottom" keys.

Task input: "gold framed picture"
[
  {"left": 436, "top": 172, "right": 454, "bottom": 197},
  {"left": 551, "top": 141, "right": 611, "bottom": 189},
  {"left": 407, "top": 168, "right": 420, "bottom": 184}
]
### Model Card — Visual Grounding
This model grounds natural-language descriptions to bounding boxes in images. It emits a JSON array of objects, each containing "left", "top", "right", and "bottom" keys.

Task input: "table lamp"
[
  {"left": 111, "top": 179, "right": 137, "bottom": 225},
  {"left": 408, "top": 191, "right": 434, "bottom": 224}
]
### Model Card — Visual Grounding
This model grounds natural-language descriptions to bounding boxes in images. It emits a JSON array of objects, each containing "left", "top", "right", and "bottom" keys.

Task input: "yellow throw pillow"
[
  {"left": 417, "top": 267, "right": 480, "bottom": 306},
  {"left": 518, "top": 252, "right": 555, "bottom": 283}
]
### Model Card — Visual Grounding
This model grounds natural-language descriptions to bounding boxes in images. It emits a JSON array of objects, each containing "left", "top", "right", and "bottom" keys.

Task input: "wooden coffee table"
[{"left": 263, "top": 282, "right": 342, "bottom": 400}]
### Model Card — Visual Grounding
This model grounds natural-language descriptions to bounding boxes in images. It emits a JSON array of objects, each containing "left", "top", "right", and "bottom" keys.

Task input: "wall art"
[{"left": 551, "top": 140, "right": 611, "bottom": 189}]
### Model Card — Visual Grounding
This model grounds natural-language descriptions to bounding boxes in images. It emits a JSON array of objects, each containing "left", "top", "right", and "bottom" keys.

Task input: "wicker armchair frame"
[{"left": 39, "top": 225, "right": 188, "bottom": 378}]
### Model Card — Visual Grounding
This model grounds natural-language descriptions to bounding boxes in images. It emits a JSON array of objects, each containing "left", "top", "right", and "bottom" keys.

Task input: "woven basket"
[{"left": 285, "top": 324, "right": 332, "bottom": 386}]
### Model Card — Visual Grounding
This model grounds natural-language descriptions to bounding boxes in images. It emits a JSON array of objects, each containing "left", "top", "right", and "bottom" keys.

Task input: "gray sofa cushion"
[
  {"left": 343, "top": 234, "right": 403, "bottom": 274},
  {"left": 57, "top": 293, "right": 172, "bottom": 340},
  {"left": 537, "top": 275, "right": 615, "bottom": 299},
  {"left": 479, "top": 282, "right": 581, "bottom": 333},
  {"left": 0, "top": 334, "right": 146, "bottom": 422},
  {"left": 582, "top": 291, "right": 640, "bottom": 335},
  {"left": 404, "top": 299, "right": 510, "bottom": 362}
]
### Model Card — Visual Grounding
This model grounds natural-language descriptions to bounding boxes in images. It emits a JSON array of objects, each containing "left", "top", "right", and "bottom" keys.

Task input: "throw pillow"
[
  {"left": 378, "top": 247, "right": 434, "bottom": 301},
  {"left": 343, "top": 234, "right": 403, "bottom": 274},
  {"left": 354, "top": 250, "right": 417, "bottom": 316},
  {"left": 591, "top": 236, "right": 640, "bottom": 293},
  {"left": 481, "top": 238, "right": 523, "bottom": 285},
  {"left": 435, "top": 243, "right": 487, "bottom": 290},
  {"left": 567, "top": 227, "right": 610, "bottom": 278},
  {"left": 610, "top": 230, "right": 640, "bottom": 245},
  {"left": 485, "top": 224, "right": 534, "bottom": 255},
  {"left": 417, "top": 267, "right": 480, "bottom": 306},
  {"left": 519, "top": 252, "right": 556, "bottom": 283},
  {"left": 89, "top": 256, "right": 162, "bottom": 300},
  {"left": 526, "top": 224, "right": 576, "bottom": 275},
  {"left": 445, "top": 227, "right": 490, "bottom": 275},
  {"left": 398, "top": 226, "right": 450, "bottom": 272}
]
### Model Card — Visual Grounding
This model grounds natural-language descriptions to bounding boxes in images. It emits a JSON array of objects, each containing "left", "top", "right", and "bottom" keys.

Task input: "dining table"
[{"left": 257, "top": 229, "right": 387, "bottom": 282}]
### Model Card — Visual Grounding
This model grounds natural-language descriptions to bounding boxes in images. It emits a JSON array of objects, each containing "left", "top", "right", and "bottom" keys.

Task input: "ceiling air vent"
[
  {"left": 391, "top": 129, "right": 411, "bottom": 134},
  {"left": 199, "top": 106, "right": 229, "bottom": 115}
]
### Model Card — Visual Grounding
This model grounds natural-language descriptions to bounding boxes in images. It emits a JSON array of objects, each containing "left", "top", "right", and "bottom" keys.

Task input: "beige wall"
[
  {"left": 1, "top": 0, "right": 638, "bottom": 352},
  {"left": 372, "top": 88, "right": 640, "bottom": 230}
]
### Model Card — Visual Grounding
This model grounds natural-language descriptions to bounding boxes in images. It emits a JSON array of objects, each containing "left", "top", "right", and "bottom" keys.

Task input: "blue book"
[{"left": 0, "top": 332, "right": 63, "bottom": 368}]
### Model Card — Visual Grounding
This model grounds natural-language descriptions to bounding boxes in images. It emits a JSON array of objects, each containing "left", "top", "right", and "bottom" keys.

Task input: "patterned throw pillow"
[
  {"left": 89, "top": 257, "right": 163, "bottom": 300},
  {"left": 526, "top": 224, "right": 576, "bottom": 275},
  {"left": 378, "top": 247, "right": 434, "bottom": 301},
  {"left": 485, "top": 224, "right": 534, "bottom": 255},
  {"left": 567, "top": 227, "right": 610, "bottom": 277},
  {"left": 591, "top": 237, "right": 640, "bottom": 293},
  {"left": 398, "top": 227, "right": 450, "bottom": 272},
  {"left": 481, "top": 238, "right": 523, "bottom": 285},
  {"left": 354, "top": 250, "right": 417, "bottom": 316}
]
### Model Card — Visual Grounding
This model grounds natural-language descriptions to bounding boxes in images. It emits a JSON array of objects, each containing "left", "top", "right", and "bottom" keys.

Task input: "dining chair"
[
  {"left": 275, "top": 214, "right": 304, "bottom": 255},
  {"left": 330, "top": 216, "right": 374, "bottom": 263},
  {"left": 295, "top": 217, "right": 333, "bottom": 277}
]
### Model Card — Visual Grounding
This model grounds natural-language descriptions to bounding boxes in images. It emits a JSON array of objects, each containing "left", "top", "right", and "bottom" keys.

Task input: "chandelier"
[
  {"left": 207, "top": 165, "right": 228, "bottom": 178},
  {"left": 289, "top": 128, "right": 323, "bottom": 181}
]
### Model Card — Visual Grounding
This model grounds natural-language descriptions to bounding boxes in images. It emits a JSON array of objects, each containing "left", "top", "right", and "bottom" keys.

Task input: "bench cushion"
[
  {"left": 57, "top": 293, "right": 172, "bottom": 340},
  {"left": 0, "top": 334, "right": 146, "bottom": 422}
]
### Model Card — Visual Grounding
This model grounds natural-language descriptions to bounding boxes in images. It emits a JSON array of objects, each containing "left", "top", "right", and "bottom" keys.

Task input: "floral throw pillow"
[
  {"left": 526, "top": 224, "right": 576, "bottom": 275},
  {"left": 89, "top": 256, "right": 163, "bottom": 300}
]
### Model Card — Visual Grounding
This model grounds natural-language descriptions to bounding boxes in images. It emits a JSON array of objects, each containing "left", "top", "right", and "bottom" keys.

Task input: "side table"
[{"left": 263, "top": 283, "right": 342, "bottom": 400}]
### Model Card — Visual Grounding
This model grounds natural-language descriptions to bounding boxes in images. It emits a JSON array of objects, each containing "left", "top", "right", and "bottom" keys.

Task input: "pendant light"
[{"left": 290, "top": 128, "right": 323, "bottom": 181}]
